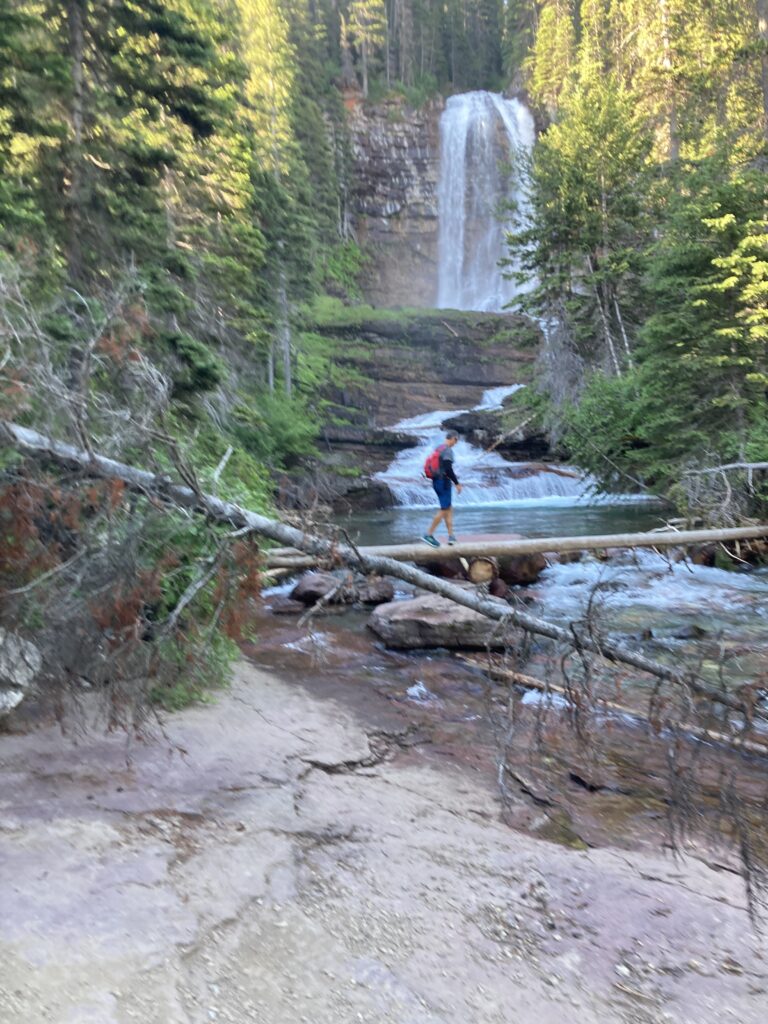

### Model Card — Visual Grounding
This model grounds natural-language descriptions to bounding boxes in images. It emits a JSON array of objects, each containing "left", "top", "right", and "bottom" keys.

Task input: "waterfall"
[
  {"left": 436, "top": 92, "right": 535, "bottom": 312},
  {"left": 377, "top": 94, "right": 648, "bottom": 511}
]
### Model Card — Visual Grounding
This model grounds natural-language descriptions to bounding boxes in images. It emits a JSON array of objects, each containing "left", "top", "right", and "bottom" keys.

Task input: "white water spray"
[{"left": 436, "top": 91, "right": 535, "bottom": 312}]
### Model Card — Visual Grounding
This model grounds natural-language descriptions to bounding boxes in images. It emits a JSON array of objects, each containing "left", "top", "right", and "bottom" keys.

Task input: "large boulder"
[
  {"left": 0, "top": 629, "right": 42, "bottom": 717},
  {"left": 368, "top": 594, "right": 512, "bottom": 650}
]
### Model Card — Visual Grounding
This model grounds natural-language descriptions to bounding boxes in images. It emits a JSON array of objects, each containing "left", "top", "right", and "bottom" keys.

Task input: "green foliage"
[
  {"left": 150, "top": 631, "right": 238, "bottom": 710},
  {"left": 167, "top": 334, "right": 227, "bottom": 394},
  {"left": 632, "top": 162, "right": 768, "bottom": 475},
  {"left": 322, "top": 240, "right": 366, "bottom": 299},
  {"left": 562, "top": 372, "right": 646, "bottom": 489},
  {"left": 510, "top": 0, "right": 768, "bottom": 519},
  {"left": 230, "top": 394, "right": 318, "bottom": 467}
]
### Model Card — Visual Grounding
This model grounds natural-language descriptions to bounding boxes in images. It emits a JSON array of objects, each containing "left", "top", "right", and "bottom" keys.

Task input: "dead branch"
[
  {"left": 684, "top": 463, "right": 768, "bottom": 475},
  {"left": 459, "top": 655, "right": 768, "bottom": 759}
]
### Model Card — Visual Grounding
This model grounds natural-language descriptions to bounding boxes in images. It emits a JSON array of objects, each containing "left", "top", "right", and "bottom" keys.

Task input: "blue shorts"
[{"left": 432, "top": 477, "right": 452, "bottom": 510}]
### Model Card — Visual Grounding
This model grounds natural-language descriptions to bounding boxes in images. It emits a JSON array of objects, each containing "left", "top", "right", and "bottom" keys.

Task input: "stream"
[{"left": 333, "top": 383, "right": 768, "bottom": 690}]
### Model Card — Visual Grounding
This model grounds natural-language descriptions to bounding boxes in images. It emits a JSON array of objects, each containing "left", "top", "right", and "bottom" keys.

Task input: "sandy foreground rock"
[{"left": 0, "top": 661, "right": 766, "bottom": 1024}]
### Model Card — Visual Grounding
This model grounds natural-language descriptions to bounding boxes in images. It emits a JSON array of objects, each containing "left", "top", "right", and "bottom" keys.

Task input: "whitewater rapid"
[{"left": 375, "top": 385, "right": 611, "bottom": 508}]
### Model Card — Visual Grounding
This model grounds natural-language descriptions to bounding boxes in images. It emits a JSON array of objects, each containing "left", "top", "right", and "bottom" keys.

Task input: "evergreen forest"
[{"left": 507, "top": 0, "right": 768, "bottom": 524}]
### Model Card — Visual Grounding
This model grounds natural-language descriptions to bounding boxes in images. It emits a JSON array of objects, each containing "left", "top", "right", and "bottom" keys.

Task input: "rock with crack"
[
  {"left": 368, "top": 594, "right": 514, "bottom": 650},
  {"left": 0, "top": 628, "right": 42, "bottom": 716}
]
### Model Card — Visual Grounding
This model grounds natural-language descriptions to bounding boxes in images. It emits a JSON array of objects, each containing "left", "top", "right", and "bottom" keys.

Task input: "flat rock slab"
[
  {"left": 1, "top": 661, "right": 766, "bottom": 1024},
  {"left": 369, "top": 594, "right": 513, "bottom": 649}
]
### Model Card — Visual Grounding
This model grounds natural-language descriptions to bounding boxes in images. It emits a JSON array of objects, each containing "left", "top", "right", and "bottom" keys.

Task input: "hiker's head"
[{"left": 445, "top": 430, "right": 459, "bottom": 447}]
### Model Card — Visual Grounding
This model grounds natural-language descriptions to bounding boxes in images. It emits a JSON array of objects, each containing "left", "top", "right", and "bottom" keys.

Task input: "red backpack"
[{"left": 423, "top": 443, "right": 446, "bottom": 479}]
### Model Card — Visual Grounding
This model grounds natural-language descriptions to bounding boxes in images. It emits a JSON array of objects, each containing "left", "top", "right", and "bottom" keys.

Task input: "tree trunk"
[
  {"left": 277, "top": 266, "right": 292, "bottom": 398},
  {"left": 467, "top": 557, "right": 498, "bottom": 584},
  {"left": 263, "top": 524, "right": 768, "bottom": 566},
  {"left": 267, "top": 340, "right": 275, "bottom": 393},
  {"left": 65, "top": 0, "right": 86, "bottom": 285},
  {"left": 659, "top": 0, "right": 680, "bottom": 160},
  {"left": 758, "top": 0, "right": 768, "bottom": 142},
  {"left": 586, "top": 255, "right": 621, "bottom": 375}
]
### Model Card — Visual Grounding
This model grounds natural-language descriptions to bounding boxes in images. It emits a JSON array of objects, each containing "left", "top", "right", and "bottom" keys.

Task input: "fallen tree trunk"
[
  {"left": 262, "top": 523, "right": 768, "bottom": 567},
  {"left": 0, "top": 420, "right": 756, "bottom": 715}
]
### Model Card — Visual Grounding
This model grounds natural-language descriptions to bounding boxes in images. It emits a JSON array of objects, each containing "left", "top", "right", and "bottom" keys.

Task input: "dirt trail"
[{"left": 1, "top": 662, "right": 766, "bottom": 1024}]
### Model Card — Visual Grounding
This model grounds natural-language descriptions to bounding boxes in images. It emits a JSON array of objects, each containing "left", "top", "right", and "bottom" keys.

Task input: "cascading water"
[
  {"left": 374, "top": 93, "right": 570, "bottom": 507},
  {"left": 376, "top": 386, "right": 597, "bottom": 508},
  {"left": 379, "top": 93, "right": 623, "bottom": 510},
  {"left": 436, "top": 91, "right": 535, "bottom": 312}
]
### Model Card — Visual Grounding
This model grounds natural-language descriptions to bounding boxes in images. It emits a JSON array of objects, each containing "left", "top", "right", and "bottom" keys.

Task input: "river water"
[
  {"left": 337, "top": 86, "right": 768, "bottom": 689},
  {"left": 333, "top": 381, "right": 768, "bottom": 690}
]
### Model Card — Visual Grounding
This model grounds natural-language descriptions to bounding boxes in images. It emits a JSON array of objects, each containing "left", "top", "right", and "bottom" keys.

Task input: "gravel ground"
[{"left": 1, "top": 661, "right": 766, "bottom": 1024}]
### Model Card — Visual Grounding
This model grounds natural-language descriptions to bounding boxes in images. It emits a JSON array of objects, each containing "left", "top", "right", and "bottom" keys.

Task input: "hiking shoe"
[
  {"left": 447, "top": 534, "right": 457, "bottom": 545},
  {"left": 421, "top": 534, "right": 440, "bottom": 548}
]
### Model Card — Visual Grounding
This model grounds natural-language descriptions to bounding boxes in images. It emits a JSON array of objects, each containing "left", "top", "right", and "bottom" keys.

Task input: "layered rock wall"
[{"left": 347, "top": 95, "right": 442, "bottom": 307}]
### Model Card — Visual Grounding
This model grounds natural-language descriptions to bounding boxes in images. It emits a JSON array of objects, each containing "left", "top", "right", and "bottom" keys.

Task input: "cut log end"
[{"left": 467, "top": 556, "right": 498, "bottom": 584}]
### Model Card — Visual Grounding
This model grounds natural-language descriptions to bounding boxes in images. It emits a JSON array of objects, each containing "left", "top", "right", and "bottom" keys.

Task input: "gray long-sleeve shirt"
[{"left": 439, "top": 446, "right": 459, "bottom": 485}]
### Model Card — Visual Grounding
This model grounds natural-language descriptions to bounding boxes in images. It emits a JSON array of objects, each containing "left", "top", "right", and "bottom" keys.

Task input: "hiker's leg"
[
  {"left": 428, "top": 509, "right": 446, "bottom": 534},
  {"left": 445, "top": 507, "right": 454, "bottom": 536}
]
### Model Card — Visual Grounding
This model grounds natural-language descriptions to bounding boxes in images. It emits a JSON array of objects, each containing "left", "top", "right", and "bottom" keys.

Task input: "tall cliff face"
[{"left": 347, "top": 95, "right": 442, "bottom": 308}]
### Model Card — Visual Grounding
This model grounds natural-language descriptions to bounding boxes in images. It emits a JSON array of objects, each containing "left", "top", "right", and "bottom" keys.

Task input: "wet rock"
[
  {"left": 498, "top": 553, "right": 548, "bottom": 586},
  {"left": 442, "top": 407, "right": 556, "bottom": 462},
  {"left": 672, "top": 624, "right": 709, "bottom": 640},
  {"left": 442, "top": 409, "right": 501, "bottom": 447},
  {"left": 555, "top": 550, "right": 585, "bottom": 564},
  {"left": 488, "top": 577, "right": 511, "bottom": 600},
  {"left": 689, "top": 544, "right": 717, "bottom": 567},
  {"left": 277, "top": 471, "right": 395, "bottom": 514},
  {"left": 289, "top": 572, "right": 394, "bottom": 608},
  {"left": 290, "top": 572, "right": 354, "bottom": 607},
  {"left": 268, "top": 597, "right": 306, "bottom": 616},
  {"left": 368, "top": 594, "right": 511, "bottom": 649},
  {"left": 357, "top": 578, "right": 396, "bottom": 605},
  {"left": 348, "top": 94, "right": 441, "bottom": 307},
  {"left": 0, "top": 629, "right": 42, "bottom": 716}
]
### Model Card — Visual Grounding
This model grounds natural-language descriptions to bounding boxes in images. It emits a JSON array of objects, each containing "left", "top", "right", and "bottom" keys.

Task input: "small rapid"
[{"left": 375, "top": 385, "right": 602, "bottom": 508}]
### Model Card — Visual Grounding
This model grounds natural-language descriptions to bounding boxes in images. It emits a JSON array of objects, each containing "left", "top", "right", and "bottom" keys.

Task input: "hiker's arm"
[{"left": 445, "top": 462, "right": 459, "bottom": 485}]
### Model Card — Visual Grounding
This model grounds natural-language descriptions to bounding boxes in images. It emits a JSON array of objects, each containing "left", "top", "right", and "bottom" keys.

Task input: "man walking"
[{"left": 422, "top": 429, "right": 462, "bottom": 547}]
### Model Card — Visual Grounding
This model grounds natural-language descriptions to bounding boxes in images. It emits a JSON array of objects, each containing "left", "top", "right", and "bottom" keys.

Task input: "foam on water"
[{"left": 537, "top": 549, "right": 768, "bottom": 624}]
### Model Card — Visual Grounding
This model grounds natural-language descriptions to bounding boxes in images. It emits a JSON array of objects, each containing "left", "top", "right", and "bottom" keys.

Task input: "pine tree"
[
  {"left": 348, "top": 0, "right": 387, "bottom": 96},
  {"left": 527, "top": 0, "right": 577, "bottom": 116}
]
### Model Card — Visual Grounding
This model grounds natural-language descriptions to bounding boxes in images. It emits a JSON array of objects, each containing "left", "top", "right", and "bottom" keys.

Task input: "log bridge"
[{"left": 264, "top": 525, "right": 768, "bottom": 570}]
